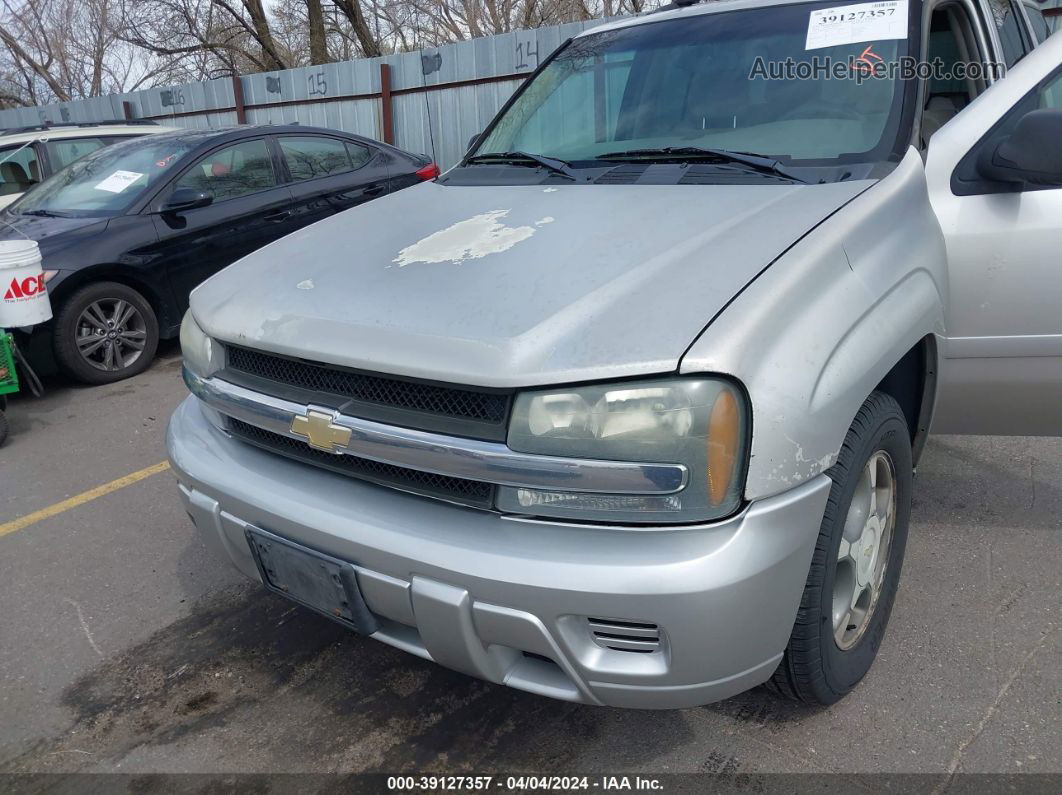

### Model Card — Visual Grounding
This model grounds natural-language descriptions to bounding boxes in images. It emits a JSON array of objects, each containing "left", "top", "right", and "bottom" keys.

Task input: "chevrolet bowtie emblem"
[{"left": 290, "top": 409, "right": 352, "bottom": 453}]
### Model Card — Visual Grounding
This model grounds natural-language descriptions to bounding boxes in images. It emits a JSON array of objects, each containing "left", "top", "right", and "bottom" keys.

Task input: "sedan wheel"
[
  {"left": 53, "top": 281, "right": 159, "bottom": 385},
  {"left": 75, "top": 298, "right": 150, "bottom": 373}
]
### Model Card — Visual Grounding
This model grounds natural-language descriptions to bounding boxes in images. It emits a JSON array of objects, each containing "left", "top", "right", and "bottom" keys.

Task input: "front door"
[
  {"left": 925, "top": 33, "right": 1062, "bottom": 435},
  {"left": 150, "top": 137, "right": 294, "bottom": 313}
]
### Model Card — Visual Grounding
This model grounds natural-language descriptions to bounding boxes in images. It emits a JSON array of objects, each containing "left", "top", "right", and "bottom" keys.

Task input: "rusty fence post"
[
  {"left": 379, "top": 63, "right": 395, "bottom": 145},
  {"left": 231, "top": 74, "right": 247, "bottom": 124}
]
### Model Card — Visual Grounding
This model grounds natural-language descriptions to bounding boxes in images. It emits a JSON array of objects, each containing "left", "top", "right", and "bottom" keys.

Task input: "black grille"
[
  {"left": 226, "top": 346, "right": 510, "bottom": 429},
  {"left": 228, "top": 418, "right": 495, "bottom": 509}
]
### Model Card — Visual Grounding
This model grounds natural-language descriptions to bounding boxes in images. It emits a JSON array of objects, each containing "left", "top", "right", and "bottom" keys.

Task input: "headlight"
[
  {"left": 498, "top": 378, "right": 748, "bottom": 524},
  {"left": 179, "top": 309, "right": 221, "bottom": 378}
]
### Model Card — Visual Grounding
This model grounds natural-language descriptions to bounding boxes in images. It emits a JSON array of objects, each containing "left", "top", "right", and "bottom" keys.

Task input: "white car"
[{"left": 0, "top": 120, "right": 173, "bottom": 210}]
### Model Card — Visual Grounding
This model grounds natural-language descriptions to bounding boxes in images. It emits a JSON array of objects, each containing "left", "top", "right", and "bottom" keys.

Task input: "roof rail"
[{"left": 1, "top": 119, "right": 159, "bottom": 136}]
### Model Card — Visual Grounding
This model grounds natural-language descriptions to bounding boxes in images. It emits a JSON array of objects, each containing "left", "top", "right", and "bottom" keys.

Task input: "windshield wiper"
[
  {"left": 596, "top": 147, "right": 806, "bottom": 184},
  {"left": 19, "top": 209, "right": 72, "bottom": 218},
  {"left": 465, "top": 151, "right": 578, "bottom": 180}
]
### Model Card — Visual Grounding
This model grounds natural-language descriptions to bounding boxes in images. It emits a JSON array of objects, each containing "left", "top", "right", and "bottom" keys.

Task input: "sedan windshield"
[
  {"left": 475, "top": 1, "right": 911, "bottom": 169},
  {"left": 12, "top": 136, "right": 197, "bottom": 217}
]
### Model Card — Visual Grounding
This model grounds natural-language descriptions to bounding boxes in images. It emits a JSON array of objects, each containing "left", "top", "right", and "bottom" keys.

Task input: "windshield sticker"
[
  {"left": 93, "top": 170, "right": 144, "bottom": 193},
  {"left": 806, "top": 1, "right": 908, "bottom": 50},
  {"left": 393, "top": 210, "right": 550, "bottom": 266},
  {"left": 155, "top": 154, "right": 179, "bottom": 168}
]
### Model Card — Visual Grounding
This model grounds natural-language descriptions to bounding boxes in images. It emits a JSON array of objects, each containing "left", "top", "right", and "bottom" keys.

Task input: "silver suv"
[{"left": 169, "top": 1, "right": 1062, "bottom": 708}]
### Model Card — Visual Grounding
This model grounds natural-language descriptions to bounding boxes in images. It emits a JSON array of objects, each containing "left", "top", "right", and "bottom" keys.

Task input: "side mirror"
[
  {"left": 161, "top": 187, "right": 213, "bottom": 214},
  {"left": 466, "top": 132, "right": 482, "bottom": 153},
  {"left": 977, "top": 109, "right": 1062, "bottom": 186}
]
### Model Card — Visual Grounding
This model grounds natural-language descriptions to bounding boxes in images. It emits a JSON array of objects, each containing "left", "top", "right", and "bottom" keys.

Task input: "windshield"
[
  {"left": 475, "top": 1, "right": 912, "bottom": 168},
  {"left": 11, "top": 136, "right": 196, "bottom": 217}
]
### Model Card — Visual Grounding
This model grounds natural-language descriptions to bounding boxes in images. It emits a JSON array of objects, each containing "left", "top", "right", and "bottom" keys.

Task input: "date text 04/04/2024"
[{"left": 386, "top": 776, "right": 665, "bottom": 791}]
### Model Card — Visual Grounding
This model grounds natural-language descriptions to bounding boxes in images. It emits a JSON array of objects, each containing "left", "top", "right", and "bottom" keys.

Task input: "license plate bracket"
[{"left": 245, "top": 527, "right": 378, "bottom": 635}]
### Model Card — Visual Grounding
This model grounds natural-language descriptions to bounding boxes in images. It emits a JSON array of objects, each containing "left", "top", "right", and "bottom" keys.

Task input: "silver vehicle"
[{"left": 168, "top": 0, "right": 1062, "bottom": 708}]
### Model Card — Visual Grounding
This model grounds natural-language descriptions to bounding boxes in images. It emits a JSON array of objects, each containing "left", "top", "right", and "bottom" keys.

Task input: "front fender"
[{"left": 682, "top": 148, "right": 948, "bottom": 501}]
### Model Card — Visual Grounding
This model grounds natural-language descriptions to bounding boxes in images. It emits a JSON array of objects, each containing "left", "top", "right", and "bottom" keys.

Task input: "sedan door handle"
[
  {"left": 364, "top": 184, "right": 386, "bottom": 197},
  {"left": 265, "top": 210, "right": 291, "bottom": 222}
]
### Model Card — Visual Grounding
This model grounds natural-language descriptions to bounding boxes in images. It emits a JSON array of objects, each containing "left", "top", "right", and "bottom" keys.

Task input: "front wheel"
[
  {"left": 767, "top": 391, "right": 912, "bottom": 705},
  {"left": 52, "top": 281, "right": 159, "bottom": 385}
]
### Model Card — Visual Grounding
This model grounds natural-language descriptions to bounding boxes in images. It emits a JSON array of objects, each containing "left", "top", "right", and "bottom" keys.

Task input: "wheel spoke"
[
  {"left": 119, "top": 332, "right": 145, "bottom": 351},
  {"left": 843, "top": 467, "right": 872, "bottom": 541},
  {"left": 109, "top": 299, "right": 127, "bottom": 326},
  {"left": 838, "top": 537, "right": 855, "bottom": 564},
  {"left": 102, "top": 341, "right": 115, "bottom": 370},
  {"left": 77, "top": 335, "right": 107, "bottom": 356},
  {"left": 851, "top": 582, "right": 870, "bottom": 611},
  {"left": 117, "top": 303, "right": 138, "bottom": 329},
  {"left": 834, "top": 609, "right": 855, "bottom": 644},
  {"left": 81, "top": 303, "right": 108, "bottom": 331}
]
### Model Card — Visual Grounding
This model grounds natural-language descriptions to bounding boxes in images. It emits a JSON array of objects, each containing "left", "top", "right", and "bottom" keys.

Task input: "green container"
[{"left": 0, "top": 332, "right": 18, "bottom": 396}]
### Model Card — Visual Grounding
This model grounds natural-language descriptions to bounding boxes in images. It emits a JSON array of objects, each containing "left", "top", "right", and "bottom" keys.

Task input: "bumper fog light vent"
[{"left": 587, "top": 617, "right": 661, "bottom": 654}]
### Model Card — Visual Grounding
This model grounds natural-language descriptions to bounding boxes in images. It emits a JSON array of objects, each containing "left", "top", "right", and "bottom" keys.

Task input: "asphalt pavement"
[{"left": 0, "top": 348, "right": 1058, "bottom": 783}]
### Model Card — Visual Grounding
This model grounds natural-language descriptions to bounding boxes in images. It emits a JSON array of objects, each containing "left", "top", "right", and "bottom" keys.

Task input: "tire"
[
  {"left": 766, "top": 391, "right": 912, "bottom": 705},
  {"left": 53, "top": 281, "right": 159, "bottom": 385},
  {"left": 0, "top": 408, "right": 8, "bottom": 447}
]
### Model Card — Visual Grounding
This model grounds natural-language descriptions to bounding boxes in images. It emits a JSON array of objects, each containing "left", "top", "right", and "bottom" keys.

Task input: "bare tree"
[
  {"left": 0, "top": 0, "right": 663, "bottom": 108},
  {"left": 306, "top": 0, "right": 330, "bottom": 64}
]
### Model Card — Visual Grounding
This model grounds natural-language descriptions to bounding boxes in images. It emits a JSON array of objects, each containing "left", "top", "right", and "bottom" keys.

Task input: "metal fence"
[
  {"left": 0, "top": 20, "right": 612, "bottom": 169},
  {"left": 2, "top": 8, "right": 1060, "bottom": 167}
]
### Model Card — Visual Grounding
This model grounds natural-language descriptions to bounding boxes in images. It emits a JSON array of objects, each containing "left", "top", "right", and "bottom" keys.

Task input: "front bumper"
[{"left": 167, "top": 396, "right": 830, "bottom": 709}]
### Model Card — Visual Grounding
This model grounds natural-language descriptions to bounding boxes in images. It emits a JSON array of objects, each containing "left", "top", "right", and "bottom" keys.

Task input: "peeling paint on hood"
[
  {"left": 191, "top": 180, "right": 870, "bottom": 388},
  {"left": 393, "top": 209, "right": 545, "bottom": 266}
]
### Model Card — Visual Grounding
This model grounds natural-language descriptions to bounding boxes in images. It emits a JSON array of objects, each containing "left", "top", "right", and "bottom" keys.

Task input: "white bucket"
[{"left": 0, "top": 240, "right": 52, "bottom": 327}]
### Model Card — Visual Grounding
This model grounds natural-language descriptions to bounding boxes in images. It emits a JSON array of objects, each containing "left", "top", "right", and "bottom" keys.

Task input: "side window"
[
  {"left": 279, "top": 136, "right": 355, "bottom": 181},
  {"left": 0, "top": 144, "right": 41, "bottom": 196},
  {"left": 921, "top": 3, "right": 994, "bottom": 145},
  {"left": 346, "top": 141, "right": 372, "bottom": 170},
  {"left": 987, "top": 0, "right": 1028, "bottom": 67},
  {"left": 175, "top": 139, "right": 276, "bottom": 202},
  {"left": 1022, "top": 2, "right": 1051, "bottom": 45},
  {"left": 45, "top": 137, "right": 110, "bottom": 171}
]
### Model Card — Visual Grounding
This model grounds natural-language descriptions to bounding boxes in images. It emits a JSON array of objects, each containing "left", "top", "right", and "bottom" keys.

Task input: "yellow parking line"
[{"left": 0, "top": 461, "right": 171, "bottom": 538}]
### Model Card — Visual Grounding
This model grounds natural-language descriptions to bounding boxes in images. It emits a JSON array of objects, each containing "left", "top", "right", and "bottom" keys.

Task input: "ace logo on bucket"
[{"left": 4, "top": 274, "right": 46, "bottom": 302}]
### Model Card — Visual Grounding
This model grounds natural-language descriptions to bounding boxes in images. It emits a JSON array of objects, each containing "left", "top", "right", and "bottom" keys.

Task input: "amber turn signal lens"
[{"left": 707, "top": 388, "right": 740, "bottom": 506}]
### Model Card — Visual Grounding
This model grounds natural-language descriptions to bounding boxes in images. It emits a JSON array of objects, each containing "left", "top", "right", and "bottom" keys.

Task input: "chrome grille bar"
[{"left": 184, "top": 367, "right": 688, "bottom": 496}]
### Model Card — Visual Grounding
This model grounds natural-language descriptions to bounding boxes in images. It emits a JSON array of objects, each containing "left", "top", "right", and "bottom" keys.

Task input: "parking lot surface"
[{"left": 0, "top": 351, "right": 1058, "bottom": 781}]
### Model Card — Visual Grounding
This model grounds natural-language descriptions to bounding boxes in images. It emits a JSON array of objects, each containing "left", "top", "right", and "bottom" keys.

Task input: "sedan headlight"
[
  {"left": 498, "top": 378, "right": 748, "bottom": 524},
  {"left": 179, "top": 309, "right": 221, "bottom": 378}
]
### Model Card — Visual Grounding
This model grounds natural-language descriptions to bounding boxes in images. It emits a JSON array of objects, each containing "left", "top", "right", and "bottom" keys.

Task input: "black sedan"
[{"left": 0, "top": 125, "right": 437, "bottom": 383}]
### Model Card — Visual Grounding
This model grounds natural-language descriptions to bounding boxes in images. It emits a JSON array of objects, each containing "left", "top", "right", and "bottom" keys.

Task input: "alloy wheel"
[
  {"left": 832, "top": 450, "right": 897, "bottom": 650},
  {"left": 74, "top": 298, "right": 148, "bottom": 373}
]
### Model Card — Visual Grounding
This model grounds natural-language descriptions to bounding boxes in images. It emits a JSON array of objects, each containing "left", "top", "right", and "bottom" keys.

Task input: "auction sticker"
[
  {"left": 806, "top": 0, "right": 908, "bottom": 50},
  {"left": 94, "top": 170, "right": 144, "bottom": 193}
]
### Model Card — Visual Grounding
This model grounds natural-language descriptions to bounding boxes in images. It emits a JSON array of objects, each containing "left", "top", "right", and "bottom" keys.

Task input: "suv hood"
[{"left": 192, "top": 180, "right": 869, "bottom": 387}]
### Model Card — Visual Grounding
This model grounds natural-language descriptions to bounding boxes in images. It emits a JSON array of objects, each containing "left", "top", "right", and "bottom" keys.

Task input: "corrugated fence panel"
[
  {"left": 1, "top": 17, "right": 616, "bottom": 165},
  {"left": 393, "top": 78, "right": 525, "bottom": 165},
  {"left": 159, "top": 111, "right": 240, "bottom": 130},
  {"left": 244, "top": 99, "right": 379, "bottom": 140}
]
